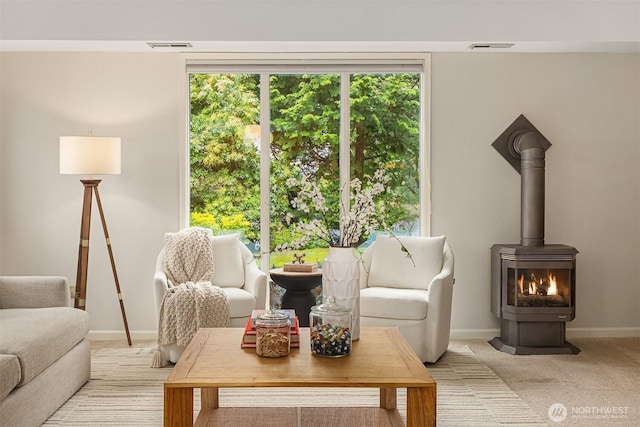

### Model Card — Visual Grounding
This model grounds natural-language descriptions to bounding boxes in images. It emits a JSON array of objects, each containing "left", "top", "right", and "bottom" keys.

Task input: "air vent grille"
[
  {"left": 147, "top": 42, "right": 193, "bottom": 49},
  {"left": 469, "top": 43, "right": 515, "bottom": 49}
]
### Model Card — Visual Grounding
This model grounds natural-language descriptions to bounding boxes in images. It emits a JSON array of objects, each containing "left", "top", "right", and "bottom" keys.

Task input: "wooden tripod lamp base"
[
  {"left": 74, "top": 179, "right": 132, "bottom": 346},
  {"left": 60, "top": 134, "right": 130, "bottom": 346}
]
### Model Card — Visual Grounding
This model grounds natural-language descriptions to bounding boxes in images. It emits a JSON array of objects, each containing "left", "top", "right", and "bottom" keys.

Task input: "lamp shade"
[{"left": 60, "top": 136, "right": 121, "bottom": 175}]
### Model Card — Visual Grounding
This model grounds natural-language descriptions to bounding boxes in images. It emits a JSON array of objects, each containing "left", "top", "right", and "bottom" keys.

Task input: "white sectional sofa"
[{"left": 0, "top": 276, "right": 91, "bottom": 427}]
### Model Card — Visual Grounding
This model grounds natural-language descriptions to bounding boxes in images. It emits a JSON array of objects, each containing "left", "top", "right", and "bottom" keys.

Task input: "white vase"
[{"left": 321, "top": 246, "right": 360, "bottom": 340}]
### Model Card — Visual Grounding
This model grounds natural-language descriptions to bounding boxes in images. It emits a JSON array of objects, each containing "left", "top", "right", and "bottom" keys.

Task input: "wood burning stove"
[{"left": 489, "top": 115, "right": 579, "bottom": 355}]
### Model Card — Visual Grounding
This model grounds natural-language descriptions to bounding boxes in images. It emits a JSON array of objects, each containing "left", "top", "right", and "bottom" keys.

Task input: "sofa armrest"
[{"left": 0, "top": 276, "right": 71, "bottom": 309}]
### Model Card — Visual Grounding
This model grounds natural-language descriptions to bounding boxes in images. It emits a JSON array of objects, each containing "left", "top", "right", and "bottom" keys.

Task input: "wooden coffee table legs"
[
  {"left": 380, "top": 386, "right": 397, "bottom": 408},
  {"left": 201, "top": 387, "right": 219, "bottom": 410},
  {"left": 164, "top": 387, "right": 193, "bottom": 426},
  {"left": 381, "top": 386, "right": 436, "bottom": 427},
  {"left": 406, "top": 386, "right": 436, "bottom": 427},
  {"left": 164, "top": 386, "right": 435, "bottom": 427},
  {"left": 164, "top": 387, "right": 219, "bottom": 426}
]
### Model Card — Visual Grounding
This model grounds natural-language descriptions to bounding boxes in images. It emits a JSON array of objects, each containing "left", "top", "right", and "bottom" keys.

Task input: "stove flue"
[{"left": 489, "top": 115, "right": 579, "bottom": 355}]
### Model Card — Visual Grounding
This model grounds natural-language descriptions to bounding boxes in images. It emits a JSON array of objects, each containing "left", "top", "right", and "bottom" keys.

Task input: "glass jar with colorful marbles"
[{"left": 309, "top": 296, "right": 352, "bottom": 357}]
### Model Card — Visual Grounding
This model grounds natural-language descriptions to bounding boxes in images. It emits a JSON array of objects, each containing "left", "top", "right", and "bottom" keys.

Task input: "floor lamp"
[{"left": 60, "top": 134, "right": 132, "bottom": 346}]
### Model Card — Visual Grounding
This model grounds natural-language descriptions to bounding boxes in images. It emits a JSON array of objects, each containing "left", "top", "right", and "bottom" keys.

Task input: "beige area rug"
[{"left": 44, "top": 344, "right": 545, "bottom": 426}]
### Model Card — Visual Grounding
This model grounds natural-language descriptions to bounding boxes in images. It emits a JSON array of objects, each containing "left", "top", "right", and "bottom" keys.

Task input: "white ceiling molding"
[{"left": 1, "top": 40, "right": 638, "bottom": 54}]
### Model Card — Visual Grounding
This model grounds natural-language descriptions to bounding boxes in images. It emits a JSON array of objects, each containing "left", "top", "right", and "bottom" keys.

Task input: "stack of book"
[
  {"left": 241, "top": 309, "right": 300, "bottom": 348},
  {"left": 283, "top": 262, "right": 318, "bottom": 272}
]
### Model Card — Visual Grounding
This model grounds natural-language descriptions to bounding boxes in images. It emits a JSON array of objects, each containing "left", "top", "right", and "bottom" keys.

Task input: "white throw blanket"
[
  {"left": 157, "top": 281, "right": 230, "bottom": 346},
  {"left": 152, "top": 227, "right": 230, "bottom": 368},
  {"left": 164, "top": 226, "right": 215, "bottom": 286}
]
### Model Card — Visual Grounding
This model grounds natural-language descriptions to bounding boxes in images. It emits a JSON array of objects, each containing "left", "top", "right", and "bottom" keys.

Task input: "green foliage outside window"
[
  {"left": 190, "top": 212, "right": 251, "bottom": 236},
  {"left": 189, "top": 72, "right": 421, "bottom": 255}
]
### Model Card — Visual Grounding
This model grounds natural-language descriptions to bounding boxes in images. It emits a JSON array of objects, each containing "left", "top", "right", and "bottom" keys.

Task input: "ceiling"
[{"left": 1, "top": 1, "right": 639, "bottom": 53}]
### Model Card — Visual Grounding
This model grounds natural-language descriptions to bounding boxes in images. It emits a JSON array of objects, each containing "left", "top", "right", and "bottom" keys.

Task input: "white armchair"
[
  {"left": 153, "top": 233, "right": 267, "bottom": 363},
  {"left": 359, "top": 235, "right": 454, "bottom": 363}
]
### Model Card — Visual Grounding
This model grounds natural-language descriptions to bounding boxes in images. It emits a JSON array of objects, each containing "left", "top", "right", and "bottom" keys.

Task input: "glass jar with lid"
[
  {"left": 255, "top": 310, "right": 291, "bottom": 357},
  {"left": 309, "top": 296, "right": 352, "bottom": 357}
]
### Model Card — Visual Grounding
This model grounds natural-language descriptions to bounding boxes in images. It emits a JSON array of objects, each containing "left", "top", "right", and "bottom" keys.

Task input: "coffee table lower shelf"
[{"left": 194, "top": 406, "right": 405, "bottom": 427}]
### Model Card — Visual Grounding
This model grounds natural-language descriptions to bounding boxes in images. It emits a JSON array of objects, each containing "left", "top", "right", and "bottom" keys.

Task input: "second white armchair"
[{"left": 359, "top": 235, "right": 454, "bottom": 363}]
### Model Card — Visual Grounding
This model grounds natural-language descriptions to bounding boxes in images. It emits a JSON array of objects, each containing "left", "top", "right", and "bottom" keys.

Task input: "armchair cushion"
[
  {"left": 223, "top": 287, "right": 257, "bottom": 318},
  {"left": 368, "top": 235, "right": 445, "bottom": 290},
  {"left": 210, "top": 234, "right": 244, "bottom": 288},
  {"left": 360, "top": 287, "right": 428, "bottom": 320}
]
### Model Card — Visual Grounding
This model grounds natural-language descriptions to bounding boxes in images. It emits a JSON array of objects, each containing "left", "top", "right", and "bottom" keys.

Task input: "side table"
[{"left": 269, "top": 268, "right": 322, "bottom": 327}]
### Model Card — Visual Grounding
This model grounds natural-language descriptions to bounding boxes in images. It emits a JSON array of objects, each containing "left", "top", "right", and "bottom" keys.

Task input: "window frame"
[{"left": 180, "top": 53, "right": 431, "bottom": 270}]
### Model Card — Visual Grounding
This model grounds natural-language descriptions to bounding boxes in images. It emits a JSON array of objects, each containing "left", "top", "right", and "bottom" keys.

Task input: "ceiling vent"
[
  {"left": 147, "top": 42, "right": 193, "bottom": 49},
  {"left": 469, "top": 43, "right": 515, "bottom": 50}
]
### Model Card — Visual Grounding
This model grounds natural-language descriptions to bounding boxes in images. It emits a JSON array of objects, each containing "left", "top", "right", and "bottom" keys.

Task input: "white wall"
[
  {"left": 0, "top": 53, "right": 183, "bottom": 333},
  {"left": 431, "top": 53, "right": 640, "bottom": 335},
  {"left": 1, "top": 52, "right": 638, "bottom": 338}
]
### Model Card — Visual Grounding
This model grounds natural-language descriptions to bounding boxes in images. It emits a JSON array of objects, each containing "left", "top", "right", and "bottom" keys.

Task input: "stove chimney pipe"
[
  {"left": 513, "top": 132, "right": 546, "bottom": 246},
  {"left": 491, "top": 114, "right": 553, "bottom": 247}
]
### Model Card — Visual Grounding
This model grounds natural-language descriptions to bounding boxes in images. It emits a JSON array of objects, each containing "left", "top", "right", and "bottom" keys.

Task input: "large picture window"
[{"left": 187, "top": 56, "right": 429, "bottom": 269}]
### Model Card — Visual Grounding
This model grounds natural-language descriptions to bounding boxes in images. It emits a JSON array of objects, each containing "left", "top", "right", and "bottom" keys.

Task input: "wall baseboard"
[
  {"left": 566, "top": 327, "right": 640, "bottom": 339},
  {"left": 450, "top": 329, "right": 499, "bottom": 340},
  {"left": 90, "top": 327, "right": 640, "bottom": 342},
  {"left": 450, "top": 327, "right": 640, "bottom": 341}
]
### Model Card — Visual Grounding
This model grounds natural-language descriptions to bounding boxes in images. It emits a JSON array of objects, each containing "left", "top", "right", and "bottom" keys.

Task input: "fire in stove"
[
  {"left": 515, "top": 270, "right": 567, "bottom": 306},
  {"left": 519, "top": 271, "right": 556, "bottom": 296}
]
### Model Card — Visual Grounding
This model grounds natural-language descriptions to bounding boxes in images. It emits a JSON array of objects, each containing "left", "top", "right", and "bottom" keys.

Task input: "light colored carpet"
[
  {"left": 44, "top": 344, "right": 545, "bottom": 426},
  {"left": 467, "top": 337, "right": 640, "bottom": 427}
]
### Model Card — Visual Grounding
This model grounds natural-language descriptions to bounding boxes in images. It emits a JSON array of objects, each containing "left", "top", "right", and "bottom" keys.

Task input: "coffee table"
[{"left": 164, "top": 327, "right": 436, "bottom": 427}]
